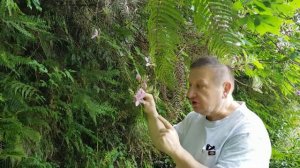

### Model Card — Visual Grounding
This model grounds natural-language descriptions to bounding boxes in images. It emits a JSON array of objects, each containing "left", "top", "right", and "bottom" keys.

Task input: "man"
[{"left": 142, "top": 56, "right": 271, "bottom": 168}]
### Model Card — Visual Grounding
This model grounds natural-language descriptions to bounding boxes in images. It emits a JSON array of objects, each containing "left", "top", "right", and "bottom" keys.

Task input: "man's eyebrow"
[{"left": 189, "top": 79, "right": 206, "bottom": 84}]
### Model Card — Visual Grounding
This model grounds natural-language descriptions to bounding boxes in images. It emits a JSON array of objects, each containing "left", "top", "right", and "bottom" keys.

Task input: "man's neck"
[{"left": 206, "top": 99, "right": 240, "bottom": 121}]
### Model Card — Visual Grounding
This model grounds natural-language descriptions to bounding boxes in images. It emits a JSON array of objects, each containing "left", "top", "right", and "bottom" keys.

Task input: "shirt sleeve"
[{"left": 214, "top": 133, "right": 271, "bottom": 168}]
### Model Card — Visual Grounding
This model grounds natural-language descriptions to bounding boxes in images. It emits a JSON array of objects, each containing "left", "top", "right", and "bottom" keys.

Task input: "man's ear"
[{"left": 223, "top": 81, "right": 232, "bottom": 98}]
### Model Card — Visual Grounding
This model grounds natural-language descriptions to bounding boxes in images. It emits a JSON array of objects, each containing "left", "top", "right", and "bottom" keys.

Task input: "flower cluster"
[
  {"left": 133, "top": 57, "right": 153, "bottom": 106},
  {"left": 134, "top": 88, "right": 146, "bottom": 106},
  {"left": 134, "top": 74, "right": 148, "bottom": 106}
]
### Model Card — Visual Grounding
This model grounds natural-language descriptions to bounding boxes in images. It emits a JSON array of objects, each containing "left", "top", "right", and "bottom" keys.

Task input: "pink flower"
[
  {"left": 296, "top": 90, "right": 300, "bottom": 96},
  {"left": 141, "top": 82, "right": 147, "bottom": 89},
  {"left": 134, "top": 88, "right": 146, "bottom": 106},
  {"left": 136, "top": 73, "right": 141, "bottom": 82}
]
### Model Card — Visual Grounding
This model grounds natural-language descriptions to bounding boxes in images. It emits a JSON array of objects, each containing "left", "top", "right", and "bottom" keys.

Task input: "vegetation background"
[{"left": 0, "top": 0, "right": 299, "bottom": 167}]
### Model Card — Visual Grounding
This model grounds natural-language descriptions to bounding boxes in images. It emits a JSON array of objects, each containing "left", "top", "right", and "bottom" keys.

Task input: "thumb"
[{"left": 158, "top": 115, "right": 173, "bottom": 129}]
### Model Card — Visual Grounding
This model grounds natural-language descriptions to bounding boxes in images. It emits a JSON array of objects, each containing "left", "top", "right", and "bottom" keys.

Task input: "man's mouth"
[{"left": 192, "top": 101, "right": 198, "bottom": 106}]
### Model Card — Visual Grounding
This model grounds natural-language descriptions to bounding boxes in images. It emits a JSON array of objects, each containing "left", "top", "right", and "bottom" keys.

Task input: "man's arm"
[
  {"left": 143, "top": 93, "right": 207, "bottom": 168},
  {"left": 157, "top": 115, "right": 207, "bottom": 168},
  {"left": 145, "top": 112, "right": 166, "bottom": 148},
  {"left": 142, "top": 93, "right": 167, "bottom": 147}
]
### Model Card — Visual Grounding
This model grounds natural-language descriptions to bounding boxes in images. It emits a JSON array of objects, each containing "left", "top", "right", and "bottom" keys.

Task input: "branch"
[{"left": 235, "top": 79, "right": 251, "bottom": 88}]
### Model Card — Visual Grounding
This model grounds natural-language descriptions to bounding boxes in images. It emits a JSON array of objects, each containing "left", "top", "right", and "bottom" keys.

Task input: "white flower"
[{"left": 91, "top": 29, "right": 99, "bottom": 39}]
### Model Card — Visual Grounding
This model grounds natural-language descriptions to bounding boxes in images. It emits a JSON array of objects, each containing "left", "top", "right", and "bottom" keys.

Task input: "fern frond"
[
  {"left": 10, "top": 81, "right": 38, "bottom": 99},
  {"left": 74, "top": 123, "right": 101, "bottom": 143},
  {"left": 26, "top": 0, "right": 42, "bottom": 11},
  {"left": 2, "top": 80, "right": 44, "bottom": 103},
  {"left": 193, "top": 0, "right": 242, "bottom": 56},
  {"left": 0, "top": 117, "right": 40, "bottom": 162},
  {"left": 147, "top": 0, "right": 184, "bottom": 88},
  {"left": 0, "top": 51, "right": 17, "bottom": 72},
  {"left": 0, "top": 51, "right": 48, "bottom": 74},
  {"left": 0, "top": 0, "right": 21, "bottom": 16},
  {"left": 73, "top": 94, "right": 116, "bottom": 125},
  {"left": 3, "top": 15, "right": 48, "bottom": 39}
]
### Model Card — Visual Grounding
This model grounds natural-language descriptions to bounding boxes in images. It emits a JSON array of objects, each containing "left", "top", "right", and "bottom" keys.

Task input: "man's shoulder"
[
  {"left": 231, "top": 103, "right": 269, "bottom": 137},
  {"left": 235, "top": 102, "right": 264, "bottom": 123}
]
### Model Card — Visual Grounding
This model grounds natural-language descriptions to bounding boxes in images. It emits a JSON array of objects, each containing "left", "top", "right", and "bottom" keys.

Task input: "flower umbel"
[{"left": 134, "top": 88, "right": 146, "bottom": 106}]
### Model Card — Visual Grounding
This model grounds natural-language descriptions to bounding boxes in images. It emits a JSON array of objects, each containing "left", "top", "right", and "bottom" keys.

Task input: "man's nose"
[{"left": 187, "top": 89, "right": 195, "bottom": 99}]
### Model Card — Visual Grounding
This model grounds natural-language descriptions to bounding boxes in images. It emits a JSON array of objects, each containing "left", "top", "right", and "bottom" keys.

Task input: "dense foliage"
[{"left": 0, "top": 0, "right": 299, "bottom": 167}]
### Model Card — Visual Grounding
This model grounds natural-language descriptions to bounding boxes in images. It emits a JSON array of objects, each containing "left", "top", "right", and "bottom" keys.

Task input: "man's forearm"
[
  {"left": 171, "top": 146, "right": 208, "bottom": 168},
  {"left": 146, "top": 113, "right": 166, "bottom": 147}
]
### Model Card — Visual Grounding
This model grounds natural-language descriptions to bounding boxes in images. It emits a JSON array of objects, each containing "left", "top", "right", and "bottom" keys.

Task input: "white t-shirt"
[{"left": 174, "top": 102, "right": 271, "bottom": 168}]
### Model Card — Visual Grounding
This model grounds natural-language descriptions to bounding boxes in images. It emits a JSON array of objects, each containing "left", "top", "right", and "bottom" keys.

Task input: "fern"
[
  {"left": 0, "top": 51, "right": 48, "bottom": 74},
  {"left": 26, "top": 0, "right": 42, "bottom": 11},
  {"left": 0, "top": 51, "right": 17, "bottom": 72},
  {"left": 147, "top": 0, "right": 184, "bottom": 88},
  {"left": 193, "top": 0, "right": 242, "bottom": 56},
  {"left": 73, "top": 94, "right": 116, "bottom": 125},
  {"left": 3, "top": 15, "right": 49, "bottom": 40},
  {"left": 0, "top": 117, "right": 41, "bottom": 163},
  {"left": 0, "top": 0, "right": 20, "bottom": 16},
  {"left": 48, "top": 68, "right": 74, "bottom": 87},
  {"left": 4, "top": 80, "right": 45, "bottom": 103},
  {"left": 1, "top": 0, "right": 48, "bottom": 41}
]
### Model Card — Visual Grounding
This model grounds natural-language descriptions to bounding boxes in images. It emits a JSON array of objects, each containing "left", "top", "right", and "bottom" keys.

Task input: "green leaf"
[
  {"left": 0, "top": 93, "right": 4, "bottom": 102},
  {"left": 252, "top": 75, "right": 263, "bottom": 93},
  {"left": 253, "top": 60, "right": 264, "bottom": 69},
  {"left": 289, "top": 52, "right": 299, "bottom": 60},
  {"left": 26, "top": 0, "right": 42, "bottom": 11},
  {"left": 246, "top": 15, "right": 283, "bottom": 35},
  {"left": 271, "top": 3, "right": 295, "bottom": 17},
  {"left": 232, "top": 1, "right": 243, "bottom": 11}
]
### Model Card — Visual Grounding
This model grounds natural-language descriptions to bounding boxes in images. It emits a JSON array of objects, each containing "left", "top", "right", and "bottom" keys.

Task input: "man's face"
[{"left": 187, "top": 66, "right": 224, "bottom": 116}]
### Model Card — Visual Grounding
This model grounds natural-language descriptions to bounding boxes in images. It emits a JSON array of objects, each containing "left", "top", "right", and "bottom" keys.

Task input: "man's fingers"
[
  {"left": 158, "top": 115, "right": 173, "bottom": 129},
  {"left": 143, "top": 93, "right": 153, "bottom": 101},
  {"left": 159, "top": 129, "right": 169, "bottom": 133}
]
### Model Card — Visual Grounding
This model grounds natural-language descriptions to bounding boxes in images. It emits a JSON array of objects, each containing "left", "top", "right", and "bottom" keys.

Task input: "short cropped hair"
[
  {"left": 191, "top": 56, "right": 222, "bottom": 68},
  {"left": 191, "top": 56, "right": 235, "bottom": 86}
]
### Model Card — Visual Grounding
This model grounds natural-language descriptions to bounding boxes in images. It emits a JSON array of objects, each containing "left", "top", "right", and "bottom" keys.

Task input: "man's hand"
[
  {"left": 141, "top": 93, "right": 206, "bottom": 168},
  {"left": 156, "top": 115, "right": 182, "bottom": 157},
  {"left": 142, "top": 93, "right": 158, "bottom": 117},
  {"left": 142, "top": 93, "right": 181, "bottom": 156}
]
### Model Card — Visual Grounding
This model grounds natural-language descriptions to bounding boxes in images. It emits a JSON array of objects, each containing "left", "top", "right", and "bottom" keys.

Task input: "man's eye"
[{"left": 196, "top": 84, "right": 204, "bottom": 89}]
